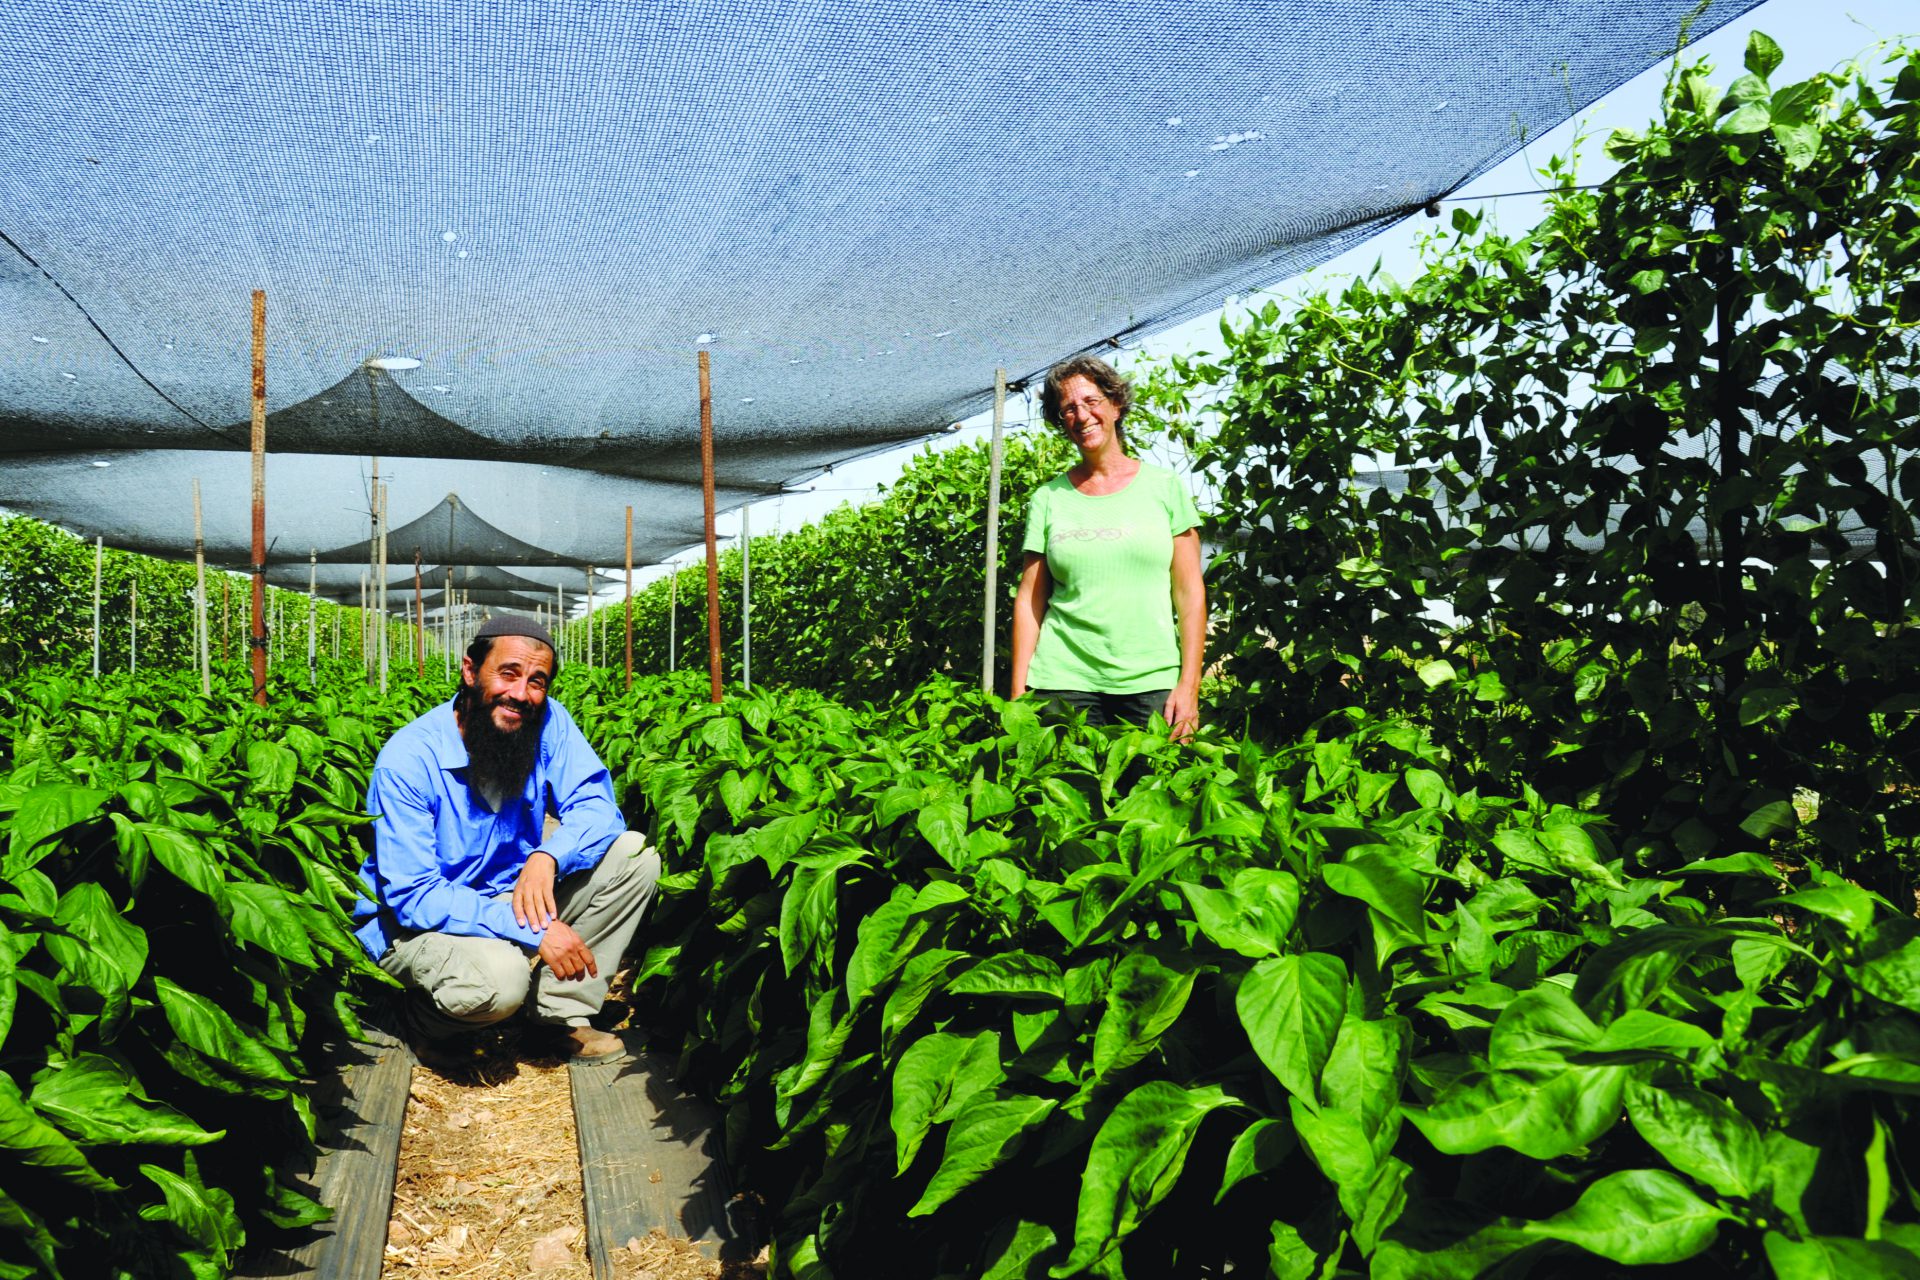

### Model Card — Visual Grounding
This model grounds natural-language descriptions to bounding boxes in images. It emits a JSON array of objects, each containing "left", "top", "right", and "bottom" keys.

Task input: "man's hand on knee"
[
  {"left": 513, "top": 851, "right": 560, "bottom": 930},
  {"left": 537, "top": 921, "right": 597, "bottom": 980}
]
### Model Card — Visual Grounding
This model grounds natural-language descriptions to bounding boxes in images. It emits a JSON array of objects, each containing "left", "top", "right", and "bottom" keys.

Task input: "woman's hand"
[{"left": 1162, "top": 683, "right": 1200, "bottom": 741}]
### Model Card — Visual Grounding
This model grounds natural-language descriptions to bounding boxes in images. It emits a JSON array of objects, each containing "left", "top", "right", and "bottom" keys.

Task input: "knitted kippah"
[{"left": 473, "top": 614, "right": 557, "bottom": 650}]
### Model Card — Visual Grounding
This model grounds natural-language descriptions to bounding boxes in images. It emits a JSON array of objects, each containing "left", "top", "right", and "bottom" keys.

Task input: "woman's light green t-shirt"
[{"left": 1022, "top": 462, "right": 1201, "bottom": 694}]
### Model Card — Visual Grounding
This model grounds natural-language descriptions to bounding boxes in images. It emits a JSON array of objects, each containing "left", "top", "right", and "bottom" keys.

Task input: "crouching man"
[{"left": 352, "top": 615, "right": 658, "bottom": 1062}]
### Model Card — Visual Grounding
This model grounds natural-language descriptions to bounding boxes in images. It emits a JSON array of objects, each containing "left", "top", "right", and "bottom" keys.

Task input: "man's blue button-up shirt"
[{"left": 352, "top": 695, "right": 625, "bottom": 960}]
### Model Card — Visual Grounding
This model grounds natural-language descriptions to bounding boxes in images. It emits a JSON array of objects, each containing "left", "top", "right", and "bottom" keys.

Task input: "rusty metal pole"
[
  {"left": 699, "top": 350, "right": 722, "bottom": 702},
  {"left": 249, "top": 290, "right": 268, "bottom": 706},
  {"left": 624, "top": 506, "right": 634, "bottom": 691}
]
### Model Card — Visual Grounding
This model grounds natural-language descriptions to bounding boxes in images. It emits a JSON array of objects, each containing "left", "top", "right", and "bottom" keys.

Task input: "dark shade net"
[{"left": 0, "top": 0, "right": 1763, "bottom": 573}]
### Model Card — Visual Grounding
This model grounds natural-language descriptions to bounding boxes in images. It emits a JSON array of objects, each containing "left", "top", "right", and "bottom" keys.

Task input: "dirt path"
[{"left": 381, "top": 1032, "right": 760, "bottom": 1280}]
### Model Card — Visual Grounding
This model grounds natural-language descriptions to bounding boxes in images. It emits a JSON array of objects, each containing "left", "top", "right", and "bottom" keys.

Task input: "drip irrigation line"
[{"left": 0, "top": 228, "right": 236, "bottom": 443}]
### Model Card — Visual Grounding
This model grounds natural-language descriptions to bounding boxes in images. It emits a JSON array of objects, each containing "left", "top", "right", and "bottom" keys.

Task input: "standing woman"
[{"left": 1010, "top": 355, "right": 1205, "bottom": 737}]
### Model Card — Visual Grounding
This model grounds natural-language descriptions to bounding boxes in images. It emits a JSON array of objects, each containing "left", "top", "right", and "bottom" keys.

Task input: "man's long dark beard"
[{"left": 459, "top": 692, "right": 548, "bottom": 804}]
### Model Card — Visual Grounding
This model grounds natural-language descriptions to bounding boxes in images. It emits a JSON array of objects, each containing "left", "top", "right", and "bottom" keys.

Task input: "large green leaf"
[
  {"left": 1406, "top": 1064, "right": 1628, "bottom": 1160},
  {"left": 139, "top": 1154, "right": 243, "bottom": 1265},
  {"left": 153, "top": 977, "right": 296, "bottom": 1083},
  {"left": 1762, "top": 1232, "right": 1920, "bottom": 1278},
  {"left": 1056, "top": 1082, "right": 1233, "bottom": 1277},
  {"left": 1854, "top": 920, "right": 1920, "bottom": 1015},
  {"left": 947, "top": 952, "right": 1064, "bottom": 1002},
  {"left": 0, "top": 1073, "right": 117, "bottom": 1191},
  {"left": 1179, "top": 868, "right": 1299, "bottom": 959},
  {"left": 5, "top": 783, "right": 110, "bottom": 868},
  {"left": 1321, "top": 852, "right": 1427, "bottom": 961},
  {"left": 908, "top": 1092, "right": 1057, "bottom": 1217},
  {"left": 915, "top": 793, "right": 971, "bottom": 868},
  {"left": 31, "top": 1054, "right": 222, "bottom": 1147},
  {"left": 1216, "top": 1116, "right": 1294, "bottom": 1203},
  {"left": 880, "top": 948, "right": 969, "bottom": 1053},
  {"left": 246, "top": 740, "right": 298, "bottom": 796},
  {"left": 778, "top": 847, "right": 864, "bottom": 977},
  {"left": 1624, "top": 1081, "right": 1762, "bottom": 1199},
  {"left": 1091, "top": 952, "right": 1197, "bottom": 1081},
  {"left": 891, "top": 1031, "right": 1004, "bottom": 1173},
  {"left": 1237, "top": 953, "right": 1347, "bottom": 1104},
  {"left": 1519, "top": 1169, "right": 1725, "bottom": 1265},
  {"left": 139, "top": 824, "right": 230, "bottom": 910},
  {"left": 1487, "top": 986, "right": 1601, "bottom": 1071},
  {"left": 981, "top": 1220, "right": 1060, "bottom": 1280},
  {"left": 223, "top": 881, "right": 316, "bottom": 966}
]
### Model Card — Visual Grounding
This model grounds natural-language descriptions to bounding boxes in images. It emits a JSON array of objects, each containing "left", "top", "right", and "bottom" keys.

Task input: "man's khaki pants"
[{"left": 379, "top": 831, "right": 659, "bottom": 1040}]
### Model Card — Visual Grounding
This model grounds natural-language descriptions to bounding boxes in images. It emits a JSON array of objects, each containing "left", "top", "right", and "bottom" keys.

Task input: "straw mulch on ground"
[{"left": 384, "top": 1028, "right": 762, "bottom": 1280}]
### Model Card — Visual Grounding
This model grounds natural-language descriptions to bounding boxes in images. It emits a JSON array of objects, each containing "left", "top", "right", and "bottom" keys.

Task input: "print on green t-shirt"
[{"left": 1021, "top": 462, "right": 1201, "bottom": 694}]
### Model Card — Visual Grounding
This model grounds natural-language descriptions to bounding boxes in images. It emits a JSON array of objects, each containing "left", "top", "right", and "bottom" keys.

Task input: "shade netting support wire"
[
  {"left": 742, "top": 502, "right": 751, "bottom": 691},
  {"left": 91, "top": 536, "right": 102, "bottom": 679},
  {"left": 192, "top": 479, "right": 209, "bottom": 696},
  {"left": 981, "top": 367, "right": 1008, "bottom": 693}
]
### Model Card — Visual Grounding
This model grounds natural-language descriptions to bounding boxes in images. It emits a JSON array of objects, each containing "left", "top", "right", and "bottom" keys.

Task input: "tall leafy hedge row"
[
  {"left": 1149, "top": 37, "right": 1920, "bottom": 889},
  {"left": 564, "top": 668, "right": 1920, "bottom": 1279},
  {"left": 0, "top": 667, "right": 433, "bottom": 1278},
  {"left": 0, "top": 515, "right": 378, "bottom": 683},
  {"left": 566, "top": 428, "right": 1075, "bottom": 701}
]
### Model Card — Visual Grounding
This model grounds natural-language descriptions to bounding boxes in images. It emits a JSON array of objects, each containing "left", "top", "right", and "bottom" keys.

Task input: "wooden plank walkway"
[
  {"left": 233, "top": 1025, "right": 414, "bottom": 1280},
  {"left": 571, "top": 1032, "right": 758, "bottom": 1279}
]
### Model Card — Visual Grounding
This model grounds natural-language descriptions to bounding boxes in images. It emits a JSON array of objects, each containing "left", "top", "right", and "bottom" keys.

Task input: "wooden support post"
[
  {"left": 444, "top": 567, "right": 453, "bottom": 675},
  {"left": 982, "top": 367, "right": 1008, "bottom": 693},
  {"left": 193, "top": 479, "right": 210, "bottom": 696},
  {"left": 221, "top": 576, "right": 231, "bottom": 665},
  {"left": 92, "top": 536, "right": 102, "bottom": 679},
  {"left": 699, "top": 350, "right": 722, "bottom": 702},
  {"left": 624, "top": 506, "right": 634, "bottom": 691},
  {"left": 669, "top": 568, "right": 677, "bottom": 671},
  {"left": 129, "top": 577, "right": 137, "bottom": 674},
  {"left": 585, "top": 566, "right": 596, "bottom": 669},
  {"left": 359, "top": 573, "right": 368, "bottom": 673},
  {"left": 249, "top": 289, "right": 268, "bottom": 707}
]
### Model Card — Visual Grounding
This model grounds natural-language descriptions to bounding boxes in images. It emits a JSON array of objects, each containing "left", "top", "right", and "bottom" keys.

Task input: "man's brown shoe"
[{"left": 562, "top": 1026, "right": 629, "bottom": 1062}]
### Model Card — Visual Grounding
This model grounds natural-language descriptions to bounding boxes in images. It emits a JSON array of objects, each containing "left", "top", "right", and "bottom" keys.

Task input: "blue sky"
[{"left": 634, "top": 0, "right": 1917, "bottom": 592}]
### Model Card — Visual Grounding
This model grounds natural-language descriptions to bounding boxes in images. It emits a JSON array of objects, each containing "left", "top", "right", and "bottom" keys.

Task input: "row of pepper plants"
[
  {"left": 555, "top": 666, "right": 1920, "bottom": 1279},
  {"left": 0, "top": 665, "right": 435, "bottom": 1278}
]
